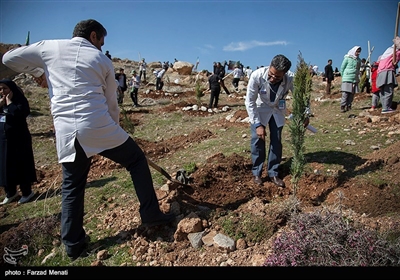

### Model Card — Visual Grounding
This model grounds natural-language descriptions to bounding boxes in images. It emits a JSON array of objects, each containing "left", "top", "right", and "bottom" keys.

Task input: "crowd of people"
[{"left": 319, "top": 38, "right": 400, "bottom": 114}]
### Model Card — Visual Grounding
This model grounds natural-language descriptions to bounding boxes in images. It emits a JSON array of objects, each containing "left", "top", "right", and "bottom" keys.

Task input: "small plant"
[
  {"left": 183, "top": 162, "right": 197, "bottom": 174},
  {"left": 289, "top": 52, "right": 312, "bottom": 195},
  {"left": 120, "top": 107, "right": 135, "bottom": 135},
  {"left": 194, "top": 81, "right": 204, "bottom": 105}
]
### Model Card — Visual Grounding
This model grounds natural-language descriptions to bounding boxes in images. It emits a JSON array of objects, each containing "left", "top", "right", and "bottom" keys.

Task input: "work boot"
[
  {"left": 270, "top": 176, "right": 285, "bottom": 188},
  {"left": 253, "top": 176, "right": 263, "bottom": 185},
  {"left": 141, "top": 212, "right": 175, "bottom": 227}
]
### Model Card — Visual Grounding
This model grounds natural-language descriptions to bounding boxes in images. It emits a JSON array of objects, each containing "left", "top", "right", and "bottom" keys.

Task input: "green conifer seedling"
[{"left": 289, "top": 52, "right": 312, "bottom": 195}]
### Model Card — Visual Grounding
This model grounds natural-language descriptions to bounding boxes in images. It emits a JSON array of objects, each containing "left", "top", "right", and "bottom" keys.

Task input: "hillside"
[{"left": 0, "top": 53, "right": 400, "bottom": 270}]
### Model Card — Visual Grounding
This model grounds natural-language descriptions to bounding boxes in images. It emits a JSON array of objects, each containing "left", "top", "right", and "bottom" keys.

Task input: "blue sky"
[{"left": 0, "top": 0, "right": 398, "bottom": 73}]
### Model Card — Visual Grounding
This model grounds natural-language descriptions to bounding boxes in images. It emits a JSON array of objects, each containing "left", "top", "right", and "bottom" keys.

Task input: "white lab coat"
[
  {"left": 245, "top": 66, "right": 293, "bottom": 128},
  {"left": 2, "top": 37, "right": 129, "bottom": 163}
]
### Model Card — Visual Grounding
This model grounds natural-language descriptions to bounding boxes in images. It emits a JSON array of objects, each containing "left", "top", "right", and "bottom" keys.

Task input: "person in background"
[
  {"left": 156, "top": 65, "right": 167, "bottom": 91},
  {"left": 376, "top": 36, "right": 400, "bottom": 114},
  {"left": 0, "top": 79, "right": 37, "bottom": 205},
  {"left": 369, "top": 61, "right": 380, "bottom": 111},
  {"left": 324, "top": 59, "right": 334, "bottom": 95},
  {"left": 214, "top": 62, "right": 231, "bottom": 96},
  {"left": 360, "top": 58, "right": 371, "bottom": 93},
  {"left": 340, "top": 46, "right": 362, "bottom": 112},
  {"left": 130, "top": 69, "right": 141, "bottom": 107},
  {"left": 105, "top": 50, "right": 111, "bottom": 60},
  {"left": 232, "top": 64, "right": 244, "bottom": 92},
  {"left": 207, "top": 71, "right": 221, "bottom": 109},
  {"left": 245, "top": 54, "right": 294, "bottom": 188},
  {"left": 115, "top": 68, "right": 127, "bottom": 104},
  {"left": 245, "top": 66, "right": 253, "bottom": 80},
  {"left": 334, "top": 67, "right": 341, "bottom": 77},
  {"left": 312, "top": 65, "right": 319, "bottom": 76},
  {"left": 139, "top": 58, "right": 147, "bottom": 82},
  {"left": 2, "top": 19, "right": 175, "bottom": 261},
  {"left": 309, "top": 65, "right": 315, "bottom": 77}
]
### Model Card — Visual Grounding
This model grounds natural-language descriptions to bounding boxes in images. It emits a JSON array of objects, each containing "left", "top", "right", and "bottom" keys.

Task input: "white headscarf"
[
  {"left": 346, "top": 46, "right": 361, "bottom": 59},
  {"left": 378, "top": 36, "right": 400, "bottom": 61},
  {"left": 379, "top": 45, "right": 394, "bottom": 61}
]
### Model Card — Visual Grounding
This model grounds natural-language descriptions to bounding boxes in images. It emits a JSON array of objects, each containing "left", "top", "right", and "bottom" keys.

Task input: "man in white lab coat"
[{"left": 2, "top": 19, "right": 175, "bottom": 260}]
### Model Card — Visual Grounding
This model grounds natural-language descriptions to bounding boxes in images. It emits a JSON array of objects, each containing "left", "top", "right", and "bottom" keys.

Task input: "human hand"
[
  {"left": 0, "top": 93, "right": 5, "bottom": 107},
  {"left": 0, "top": 90, "right": 13, "bottom": 106},
  {"left": 393, "top": 36, "right": 400, "bottom": 49},
  {"left": 303, "top": 117, "right": 310, "bottom": 128},
  {"left": 256, "top": 125, "right": 266, "bottom": 141},
  {"left": 33, "top": 73, "right": 48, "bottom": 88}
]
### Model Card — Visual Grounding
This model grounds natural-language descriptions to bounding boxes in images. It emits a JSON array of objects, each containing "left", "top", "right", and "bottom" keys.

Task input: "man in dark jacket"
[
  {"left": 115, "top": 68, "right": 127, "bottom": 104},
  {"left": 214, "top": 62, "right": 231, "bottom": 95},
  {"left": 324, "top": 59, "right": 334, "bottom": 95},
  {"left": 208, "top": 72, "right": 221, "bottom": 109}
]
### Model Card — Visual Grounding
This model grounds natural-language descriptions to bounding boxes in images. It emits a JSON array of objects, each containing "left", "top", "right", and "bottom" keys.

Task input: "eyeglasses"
[{"left": 267, "top": 70, "right": 284, "bottom": 82}]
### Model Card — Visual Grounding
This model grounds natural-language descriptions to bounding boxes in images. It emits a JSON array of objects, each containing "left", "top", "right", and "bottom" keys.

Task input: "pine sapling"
[{"left": 289, "top": 53, "right": 312, "bottom": 195}]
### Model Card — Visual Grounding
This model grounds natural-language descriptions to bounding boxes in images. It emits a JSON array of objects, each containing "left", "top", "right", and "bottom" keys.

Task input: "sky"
[{"left": 0, "top": 0, "right": 399, "bottom": 74}]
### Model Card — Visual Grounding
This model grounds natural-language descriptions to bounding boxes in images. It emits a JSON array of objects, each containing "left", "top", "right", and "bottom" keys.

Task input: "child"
[{"left": 369, "top": 61, "right": 379, "bottom": 111}]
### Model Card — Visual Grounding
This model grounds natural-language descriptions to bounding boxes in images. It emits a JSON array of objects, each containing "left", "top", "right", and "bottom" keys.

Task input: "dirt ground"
[{"left": 1, "top": 72, "right": 400, "bottom": 268}]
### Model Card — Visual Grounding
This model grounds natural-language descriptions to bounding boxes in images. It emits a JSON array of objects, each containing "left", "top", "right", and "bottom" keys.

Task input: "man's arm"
[{"left": 2, "top": 42, "right": 46, "bottom": 78}]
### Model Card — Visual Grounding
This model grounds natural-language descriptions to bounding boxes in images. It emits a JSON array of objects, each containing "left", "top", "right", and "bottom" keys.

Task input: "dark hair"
[
  {"left": 328, "top": 59, "right": 332, "bottom": 63},
  {"left": 0, "top": 79, "right": 26, "bottom": 103},
  {"left": 270, "top": 54, "right": 291, "bottom": 73},
  {"left": 72, "top": 19, "right": 107, "bottom": 41}
]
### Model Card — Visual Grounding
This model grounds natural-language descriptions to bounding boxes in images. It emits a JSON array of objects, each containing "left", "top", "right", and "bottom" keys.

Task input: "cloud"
[
  {"left": 197, "top": 44, "right": 214, "bottom": 54},
  {"left": 223, "top": 40, "right": 288, "bottom": 52}
]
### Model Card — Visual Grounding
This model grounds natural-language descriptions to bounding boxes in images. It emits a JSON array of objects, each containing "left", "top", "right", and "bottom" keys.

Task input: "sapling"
[{"left": 289, "top": 53, "right": 312, "bottom": 195}]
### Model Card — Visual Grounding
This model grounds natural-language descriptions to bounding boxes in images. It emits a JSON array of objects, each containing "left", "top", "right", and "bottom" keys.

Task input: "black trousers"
[
  {"left": 130, "top": 88, "right": 139, "bottom": 105},
  {"left": 61, "top": 137, "right": 162, "bottom": 256},
  {"left": 209, "top": 88, "right": 221, "bottom": 108}
]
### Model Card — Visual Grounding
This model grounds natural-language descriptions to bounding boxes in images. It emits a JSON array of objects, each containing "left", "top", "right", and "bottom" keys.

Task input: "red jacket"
[{"left": 371, "top": 62, "right": 379, "bottom": 93}]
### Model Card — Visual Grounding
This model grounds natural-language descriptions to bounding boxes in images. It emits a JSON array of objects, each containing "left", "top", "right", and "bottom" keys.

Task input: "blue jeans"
[
  {"left": 250, "top": 116, "right": 283, "bottom": 178},
  {"left": 61, "top": 137, "right": 162, "bottom": 256}
]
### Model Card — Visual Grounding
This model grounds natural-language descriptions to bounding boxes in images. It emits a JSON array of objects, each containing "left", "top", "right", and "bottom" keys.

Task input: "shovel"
[{"left": 146, "top": 156, "right": 191, "bottom": 187}]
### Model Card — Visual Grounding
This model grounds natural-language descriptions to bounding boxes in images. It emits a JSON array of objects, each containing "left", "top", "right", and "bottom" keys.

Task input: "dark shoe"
[
  {"left": 67, "top": 235, "right": 90, "bottom": 261},
  {"left": 270, "top": 176, "right": 285, "bottom": 187},
  {"left": 141, "top": 213, "right": 175, "bottom": 227},
  {"left": 253, "top": 176, "right": 263, "bottom": 185},
  {"left": 340, "top": 106, "right": 346, "bottom": 113},
  {"left": 18, "top": 191, "right": 35, "bottom": 204}
]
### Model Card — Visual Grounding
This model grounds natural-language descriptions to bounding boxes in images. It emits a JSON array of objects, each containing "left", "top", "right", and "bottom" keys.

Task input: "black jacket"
[
  {"left": 0, "top": 79, "right": 37, "bottom": 186},
  {"left": 115, "top": 73, "right": 127, "bottom": 91},
  {"left": 324, "top": 64, "right": 334, "bottom": 82},
  {"left": 208, "top": 74, "right": 221, "bottom": 90},
  {"left": 215, "top": 66, "right": 225, "bottom": 80}
]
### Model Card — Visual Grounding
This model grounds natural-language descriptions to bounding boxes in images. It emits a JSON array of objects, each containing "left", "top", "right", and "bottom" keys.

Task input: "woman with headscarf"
[
  {"left": 376, "top": 36, "right": 400, "bottom": 114},
  {"left": 340, "top": 46, "right": 362, "bottom": 112},
  {"left": 0, "top": 79, "right": 37, "bottom": 205}
]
